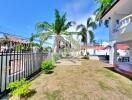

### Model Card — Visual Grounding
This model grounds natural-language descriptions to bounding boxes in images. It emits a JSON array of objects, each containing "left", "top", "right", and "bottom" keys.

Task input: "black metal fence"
[{"left": 0, "top": 42, "right": 49, "bottom": 94}]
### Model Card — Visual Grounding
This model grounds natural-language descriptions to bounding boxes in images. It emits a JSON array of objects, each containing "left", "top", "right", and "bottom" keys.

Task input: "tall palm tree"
[
  {"left": 76, "top": 17, "right": 96, "bottom": 45},
  {"left": 94, "top": 0, "right": 113, "bottom": 27},
  {"left": 34, "top": 9, "right": 75, "bottom": 53}
]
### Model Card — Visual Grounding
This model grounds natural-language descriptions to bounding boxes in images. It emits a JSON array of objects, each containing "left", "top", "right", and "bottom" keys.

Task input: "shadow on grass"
[
  {"left": 44, "top": 70, "right": 54, "bottom": 74},
  {"left": 105, "top": 67, "right": 132, "bottom": 80},
  {"left": 25, "top": 89, "right": 36, "bottom": 98},
  {"left": 30, "top": 71, "right": 42, "bottom": 81}
]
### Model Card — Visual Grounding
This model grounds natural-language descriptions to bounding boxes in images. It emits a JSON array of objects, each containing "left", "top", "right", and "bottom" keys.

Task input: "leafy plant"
[
  {"left": 41, "top": 59, "right": 54, "bottom": 74},
  {"left": 8, "top": 79, "right": 31, "bottom": 97},
  {"left": 52, "top": 53, "right": 60, "bottom": 62}
]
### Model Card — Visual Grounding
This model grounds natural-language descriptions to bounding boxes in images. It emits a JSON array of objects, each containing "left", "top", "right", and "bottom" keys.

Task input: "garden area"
[
  {"left": 1, "top": 0, "right": 132, "bottom": 100},
  {"left": 9, "top": 59, "right": 132, "bottom": 100}
]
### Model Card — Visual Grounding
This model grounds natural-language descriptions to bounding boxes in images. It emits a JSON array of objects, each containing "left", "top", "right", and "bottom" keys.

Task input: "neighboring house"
[
  {"left": 0, "top": 34, "right": 28, "bottom": 52},
  {"left": 81, "top": 45, "right": 110, "bottom": 56},
  {"left": 101, "top": 0, "right": 132, "bottom": 74}
]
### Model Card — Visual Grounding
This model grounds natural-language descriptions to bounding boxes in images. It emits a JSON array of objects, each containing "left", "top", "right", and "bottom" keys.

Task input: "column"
[{"left": 109, "top": 43, "right": 117, "bottom": 65}]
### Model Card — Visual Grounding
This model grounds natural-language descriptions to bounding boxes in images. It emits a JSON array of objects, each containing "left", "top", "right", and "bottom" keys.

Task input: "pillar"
[{"left": 109, "top": 42, "right": 117, "bottom": 65}]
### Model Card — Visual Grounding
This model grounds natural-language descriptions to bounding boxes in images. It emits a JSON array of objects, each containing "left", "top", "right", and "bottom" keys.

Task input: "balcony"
[{"left": 113, "top": 14, "right": 132, "bottom": 43}]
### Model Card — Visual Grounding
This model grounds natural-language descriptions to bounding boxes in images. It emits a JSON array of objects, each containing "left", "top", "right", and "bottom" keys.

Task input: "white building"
[
  {"left": 101, "top": 0, "right": 132, "bottom": 73},
  {"left": 81, "top": 44, "right": 110, "bottom": 56}
]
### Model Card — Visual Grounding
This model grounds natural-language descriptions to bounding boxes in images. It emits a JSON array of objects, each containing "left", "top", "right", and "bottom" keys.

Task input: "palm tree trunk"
[
  {"left": 54, "top": 35, "right": 60, "bottom": 53},
  {"left": 54, "top": 35, "right": 70, "bottom": 53}
]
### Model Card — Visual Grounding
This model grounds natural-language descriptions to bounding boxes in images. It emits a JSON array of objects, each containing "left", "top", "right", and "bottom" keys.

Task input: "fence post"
[{"left": 1, "top": 53, "right": 6, "bottom": 92}]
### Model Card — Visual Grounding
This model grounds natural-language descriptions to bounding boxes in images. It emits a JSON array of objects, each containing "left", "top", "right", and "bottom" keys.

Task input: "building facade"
[{"left": 102, "top": 0, "right": 132, "bottom": 65}]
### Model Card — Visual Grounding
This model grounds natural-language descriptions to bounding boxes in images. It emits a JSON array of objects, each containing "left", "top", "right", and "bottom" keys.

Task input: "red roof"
[
  {"left": 116, "top": 44, "right": 129, "bottom": 50},
  {"left": 81, "top": 44, "right": 129, "bottom": 50},
  {"left": 81, "top": 45, "right": 106, "bottom": 50},
  {"left": 102, "top": 44, "right": 129, "bottom": 50}
]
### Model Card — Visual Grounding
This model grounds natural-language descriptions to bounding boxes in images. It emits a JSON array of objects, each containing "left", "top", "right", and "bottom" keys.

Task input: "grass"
[
  {"left": 96, "top": 69, "right": 117, "bottom": 79},
  {"left": 9, "top": 59, "right": 132, "bottom": 100},
  {"left": 44, "top": 90, "right": 63, "bottom": 100},
  {"left": 98, "top": 81, "right": 113, "bottom": 91}
]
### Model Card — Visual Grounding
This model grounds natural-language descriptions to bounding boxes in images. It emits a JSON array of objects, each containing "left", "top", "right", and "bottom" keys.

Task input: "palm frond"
[
  {"left": 87, "top": 18, "right": 92, "bottom": 25},
  {"left": 36, "top": 22, "right": 52, "bottom": 32},
  {"left": 88, "top": 30, "right": 94, "bottom": 43},
  {"left": 29, "top": 33, "right": 40, "bottom": 42},
  {"left": 76, "top": 24, "right": 85, "bottom": 31},
  {"left": 87, "top": 18, "right": 97, "bottom": 30},
  {"left": 62, "top": 21, "right": 76, "bottom": 32}
]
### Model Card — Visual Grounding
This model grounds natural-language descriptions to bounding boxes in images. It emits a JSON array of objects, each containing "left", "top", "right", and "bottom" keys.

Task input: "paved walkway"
[{"left": 55, "top": 58, "right": 81, "bottom": 66}]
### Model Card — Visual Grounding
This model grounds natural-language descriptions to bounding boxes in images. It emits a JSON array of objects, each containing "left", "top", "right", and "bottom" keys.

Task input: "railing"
[
  {"left": 0, "top": 43, "right": 50, "bottom": 95},
  {"left": 117, "top": 56, "right": 130, "bottom": 63},
  {"left": 113, "top": 14, "right": 132, "bottom": 33}
]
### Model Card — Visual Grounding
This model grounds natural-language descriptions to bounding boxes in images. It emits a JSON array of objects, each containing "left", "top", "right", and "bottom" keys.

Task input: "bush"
[
  {"left": 86, "top": 52, "right": 89, "bottom": 56},
  {"left": 52, "top": 53, "right": 60, "bottom": 62},
  {"left": 81, "top": 56, "right": 89, "bottom": 60},
  {"left": 41, "top": 59, "right": 54, "bottom": 74},
  {"left": 8, "top": 79, "right": 31, "bottom": 97}
]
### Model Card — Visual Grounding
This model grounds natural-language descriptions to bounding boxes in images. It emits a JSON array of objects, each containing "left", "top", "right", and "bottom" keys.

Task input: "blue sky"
[{"left": 0, "top": 0, "right": 109, "bottom": 43}]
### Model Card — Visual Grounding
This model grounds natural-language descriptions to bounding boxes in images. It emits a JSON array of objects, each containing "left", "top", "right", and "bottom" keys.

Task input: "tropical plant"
[
  {"left": 35, "top": 9, "right": 75, "bottom": 53},
  {"left": 52, "top": 53, "right": 60, "bottom": 63},
  {"left": 29, "top": 32, "right": 52, "bottom": 50},
  {"left": 94, "top": 0, "right": 113, "bottom": 27},
  {"left": 8, "top": 79, "right": 31, "bottom": 97},
  {"left": 43, "top": 46, "right": 52, "bottom": 53},
  {"left": 76, "top": 17, "right": 96, "bottom": 45},
  {"left": 41, "top": 59, "right": 54, "bottom": 74}
]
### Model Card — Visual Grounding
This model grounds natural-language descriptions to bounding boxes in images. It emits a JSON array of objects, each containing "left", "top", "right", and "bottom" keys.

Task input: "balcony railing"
[{"left": 113, "top": 14, "right": 132, "bottom": 33}]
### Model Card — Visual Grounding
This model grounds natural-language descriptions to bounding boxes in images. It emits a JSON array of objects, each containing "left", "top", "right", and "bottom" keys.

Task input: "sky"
[{"left": 0, "top": 0, "right": 109, "bottom": 44}]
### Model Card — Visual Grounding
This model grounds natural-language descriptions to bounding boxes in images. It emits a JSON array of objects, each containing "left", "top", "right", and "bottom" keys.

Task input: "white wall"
[{"left": 81, "top": 49, "right": 109, "bottom": 56}]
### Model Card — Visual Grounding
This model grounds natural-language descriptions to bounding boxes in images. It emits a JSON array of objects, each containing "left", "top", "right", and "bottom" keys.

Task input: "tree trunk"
[
  {"left": 54, "top": 35, "right": 61, "bottom": 53},
  {"left": 53, "top": 35, "right": 70, "bottom": 53}
]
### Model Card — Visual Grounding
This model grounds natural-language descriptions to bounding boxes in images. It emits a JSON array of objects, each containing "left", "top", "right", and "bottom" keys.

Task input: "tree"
[
  {"left": 34, "top": 9, "right": 75, "bottom": 53},
  {"left": 29, "top": 32, "right": 52, "bottom": 50},
  {"left": 94, "top": 0, "right": 113, "bottom": 27},
  {"left": 76, "top": 17, "right": 96, "bottom": 45}
]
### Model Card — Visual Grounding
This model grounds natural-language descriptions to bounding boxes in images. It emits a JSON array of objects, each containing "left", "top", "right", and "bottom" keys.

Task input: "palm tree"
[
  {"left": 76, "top": 17, "right": 96, "bottom": 45},
  {"left": 29, "top": 32, "right": 52, "bottom": 50},
  {"left": 94, "top": 0, "right": 113, "bottom": 26},
  {"left": 34, "top": 9, "right": 75, "bottom": 53}
]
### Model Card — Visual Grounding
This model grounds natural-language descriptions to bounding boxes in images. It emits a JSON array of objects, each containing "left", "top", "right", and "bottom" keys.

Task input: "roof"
[
  {"left": 102, "top": 44, "right": 129, "bottom": 50},
  {"left": 0, "top": 35, "right": 28, "bottom": 44},
  {"left": 81, "top": 44, "right": 129, "bottom": 50},
  {"left": 117, "top": 44, "right": 129, "bottom": 50},
  {"left": 81, "top": 45, "right": 108, "bottom": 50},
  {"left": 101, "top": 0, "right": 120, "bottom": 19}
]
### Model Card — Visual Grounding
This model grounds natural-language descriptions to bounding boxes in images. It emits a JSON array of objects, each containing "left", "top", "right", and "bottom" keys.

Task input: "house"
[
  {"left": 101, "top": 0, "right": 132, "bottom": 74},
  {"left": 0, "top": 33, "right": 28, "bottom": 52},
  {"left": 81, "top": 44, "right": 110, "bottom": 56}
]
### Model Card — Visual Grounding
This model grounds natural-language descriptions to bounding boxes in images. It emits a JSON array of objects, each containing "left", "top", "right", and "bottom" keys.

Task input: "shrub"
[
  {"left": 41, "top": 59, "right": 54, "bottom": 74},
  {"left": 81, "top": 56, "right": 89, "bottom": 60},
  {"left": 86, "top": 52, "right": 89, "bottom": 56},
  {"left": 8, "top": 79, "right": 31, "bottom": 97},
  {"left": 52, "top": 53, "right": 60, "bottom": 62}
]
